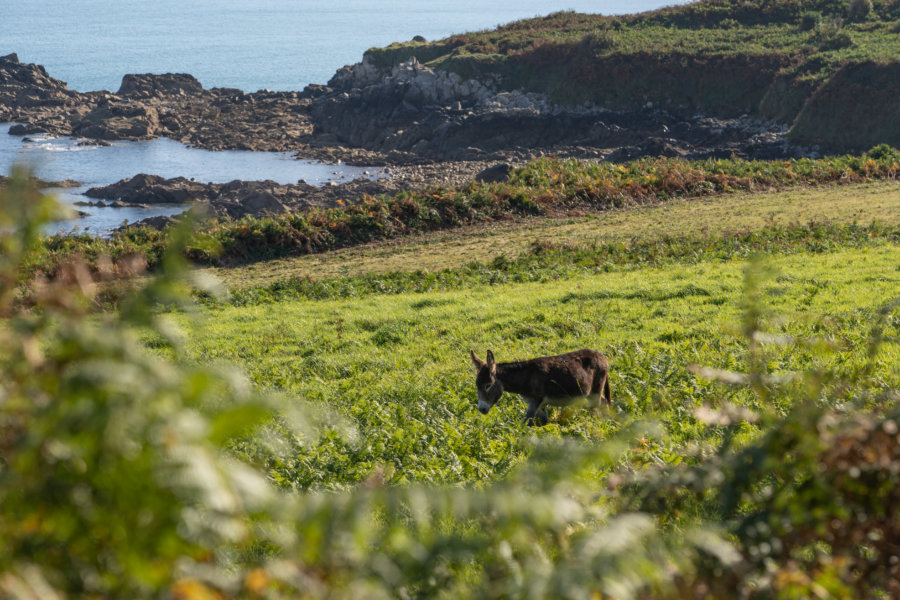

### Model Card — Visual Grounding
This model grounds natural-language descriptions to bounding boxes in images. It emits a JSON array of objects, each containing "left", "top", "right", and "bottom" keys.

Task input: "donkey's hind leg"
[{"left": 588, "top": 370, "right": 611, "bottom": 414}]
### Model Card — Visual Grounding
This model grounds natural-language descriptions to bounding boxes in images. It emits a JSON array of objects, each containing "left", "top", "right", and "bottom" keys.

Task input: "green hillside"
[{"left": 364, "top": 0, "right": 900, "bottom": 149}]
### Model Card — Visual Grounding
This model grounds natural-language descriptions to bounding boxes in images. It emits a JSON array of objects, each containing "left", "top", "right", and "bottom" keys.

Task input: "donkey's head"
[{"left": 470, "top": 349, "right": 503, "bottom": 414}]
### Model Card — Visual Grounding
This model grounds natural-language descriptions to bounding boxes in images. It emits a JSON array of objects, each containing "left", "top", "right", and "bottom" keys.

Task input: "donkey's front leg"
[{"left": 522, "top": 398, "right": 548, "bottom": 426}]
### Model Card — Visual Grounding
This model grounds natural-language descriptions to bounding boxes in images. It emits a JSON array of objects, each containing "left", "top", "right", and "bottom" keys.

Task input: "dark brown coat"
[{"left": 469, "top": 349, "right": 611, "bottom": 425}]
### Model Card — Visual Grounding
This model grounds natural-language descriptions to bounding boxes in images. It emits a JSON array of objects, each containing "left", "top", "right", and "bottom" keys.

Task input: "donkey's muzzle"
[{"left": 478, "top": 406, "right": 489, "bottom": 414}]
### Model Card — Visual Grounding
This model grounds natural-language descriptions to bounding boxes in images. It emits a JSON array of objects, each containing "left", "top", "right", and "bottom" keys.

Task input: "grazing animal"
[{"left": 469, "top": 348, "right": 611, "bottom": 426}]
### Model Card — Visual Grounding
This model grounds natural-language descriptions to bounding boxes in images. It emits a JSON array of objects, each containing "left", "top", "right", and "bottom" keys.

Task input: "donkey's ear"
[
  {"left": 486, "top": 350, "right": 496, "bottom": 374},
  {"left": 469, "top": 349, "right": 485, "bottom": 371}
]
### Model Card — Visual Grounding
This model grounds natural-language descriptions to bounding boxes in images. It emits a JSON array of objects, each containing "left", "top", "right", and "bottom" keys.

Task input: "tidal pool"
[{"left": 0, "top": 124, "right": 380, "bottom": 234}]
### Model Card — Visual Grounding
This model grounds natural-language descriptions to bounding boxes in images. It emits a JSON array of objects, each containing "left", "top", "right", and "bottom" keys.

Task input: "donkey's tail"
[{"left": 603, "top": 377, "right": 612, "bottom": 406}]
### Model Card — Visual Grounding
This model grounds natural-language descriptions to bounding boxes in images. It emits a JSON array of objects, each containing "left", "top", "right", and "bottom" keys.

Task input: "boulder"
[
  {"left": 117, "top": 73, "right": 203, "bottom": 99},
  {"left": 640, "top": 137, "right": 683, "bottom": 157},
  {"left": 475, "top": 163, "right": 513, "bottom": 183},
  {"left": 71, "top": 100, "right": 162, "bottom": 140},
  {"left": 85, "top": 173, "right": 210, "bottom": 203},
  {"left": 8, "top": 122, "right": 48, "bottom": 135},
  {"left": 238, "top": 190, "right": 290, "bottom": 216},
  {"left": 121, "top": 214, "right": 180, "bottom": 231}
]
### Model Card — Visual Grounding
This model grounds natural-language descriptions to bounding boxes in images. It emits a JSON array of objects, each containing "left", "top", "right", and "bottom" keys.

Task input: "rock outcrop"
[
  {"left": 83, "top": 173, "right": 415, "bottom": 222},
  {"left": 85, "top": 173, "right": 208, "bottom": 204},
  {"left": 1, "top": 53, "right": 805, "bottom": 166},
  {"left": 117, "top": 73, "right": 204, "bottom": 99},
  {"left": 0, "top": 55, "right": 316, "bottom": 150},
  {"left": 308, "top": 56, "right": 798, "bottom": 162},
  {"left": 0, "top": 52, "right": 79, "bottom": 125}
]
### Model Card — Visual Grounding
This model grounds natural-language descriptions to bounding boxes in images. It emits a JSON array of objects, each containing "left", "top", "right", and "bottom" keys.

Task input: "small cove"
[
  {"left": 3, "top": 2, "right": 689, "bottom": 235},
  {"left": 0, "top": 124, "right": 380, "bottom": 234}
]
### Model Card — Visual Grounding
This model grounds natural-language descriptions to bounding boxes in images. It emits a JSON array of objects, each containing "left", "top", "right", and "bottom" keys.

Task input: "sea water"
[
  {"left": 2, "top": 0, "right": 688, "bottom": 93},
  {"left": 0, "top": 124, "right": 376, "bottom": 234},
  {"left": 1, "top": 0, "right": 687, "bottom": 233}
]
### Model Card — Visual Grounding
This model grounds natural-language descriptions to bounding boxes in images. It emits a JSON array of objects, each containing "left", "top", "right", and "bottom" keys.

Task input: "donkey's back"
[{"left": 518, "top": 349, "right": 610, "bottom": 404}]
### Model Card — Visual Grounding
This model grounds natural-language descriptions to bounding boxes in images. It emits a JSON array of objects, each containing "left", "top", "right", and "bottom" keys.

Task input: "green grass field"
[
  {"left": 4, "top": 166, "right": 900, "bottom": 597},
  {"left": 205, "top": 180, "right": 900, "bottom": 287},
  {"left": 170, "top": 182, "right": 900, "bottom": 493}
]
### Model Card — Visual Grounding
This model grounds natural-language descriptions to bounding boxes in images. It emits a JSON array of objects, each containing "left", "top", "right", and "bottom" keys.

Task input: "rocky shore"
[
  {"left": 1, "top": 50, "right": 816, "bottom": 227},
  {"left": 0, "top": 173, "right": 80, "bottom": 190},
  {"left": 2, "top": 51, "right": 806, "bottom": 164},
  {"left": 79, "top": 162, "right": 485, "bottom": 218}
]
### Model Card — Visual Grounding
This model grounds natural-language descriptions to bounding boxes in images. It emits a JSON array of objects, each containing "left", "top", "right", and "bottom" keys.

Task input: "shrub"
[
  {"left": 819, "top": 30, "right": 855, "bottom": 49},
  {"left": 578, "top": 30, "right": 617, "bottom": 54},
  {"left": 848, "top": 0, "right": 874, "bottom": 21},
  {"left": 720, "top": 17, "right": 740, "bottom": 29},
  {"left": 815, "top": 14, "right": 845, "bottom": 36},
  {"left": 867, "top": 142, "right": 900, "bottom": 161},
  {"left": 800, "top": 10, "right": 822, "bottom": 30}
]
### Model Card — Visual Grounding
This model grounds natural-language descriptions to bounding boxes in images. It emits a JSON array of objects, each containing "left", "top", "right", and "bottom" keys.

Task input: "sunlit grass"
[
  {"left": 204, "top": 180, "right": 900, "bottom": 288},
  {"left": 175, "top": 244, "right": 900, "bottom": 490}
]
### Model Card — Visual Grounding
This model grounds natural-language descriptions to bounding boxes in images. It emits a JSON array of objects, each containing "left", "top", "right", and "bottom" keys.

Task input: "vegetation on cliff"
[{"left": 364, "top": 0, "right": 900, "bottom": 149}]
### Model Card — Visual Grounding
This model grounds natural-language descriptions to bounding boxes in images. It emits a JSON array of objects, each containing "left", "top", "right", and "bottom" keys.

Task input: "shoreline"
[
  {"left": 0, "top": 42, "right": 868, "bottom": 229},
  {"left": 1, "top": 51, "right": 811, "bottom": 166}
]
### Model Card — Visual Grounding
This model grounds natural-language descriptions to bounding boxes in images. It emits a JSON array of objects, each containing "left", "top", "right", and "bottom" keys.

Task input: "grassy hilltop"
[{"left": 364, "top": 0, "right": 900, "bottom": 150}]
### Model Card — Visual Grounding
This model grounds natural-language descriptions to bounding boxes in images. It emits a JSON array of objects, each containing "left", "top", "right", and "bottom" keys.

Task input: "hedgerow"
[{"left": 26, "top": 146, "right": 900, "bottom": 278}]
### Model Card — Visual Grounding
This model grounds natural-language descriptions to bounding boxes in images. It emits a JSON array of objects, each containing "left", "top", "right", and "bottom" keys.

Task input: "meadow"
[
  {"left": 2, "top": 164, "right": 900, "bottom": 597},
  {"left": 181, "top": 241, "right": 900, "bottom": 490},
  {"left": 204, "top": 179, "right": 900, "bottom": 286}
]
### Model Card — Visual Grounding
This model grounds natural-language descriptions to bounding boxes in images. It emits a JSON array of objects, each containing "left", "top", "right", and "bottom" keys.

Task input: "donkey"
[{"left": 469, "top": 348, "right": 611, "bottom": 426}]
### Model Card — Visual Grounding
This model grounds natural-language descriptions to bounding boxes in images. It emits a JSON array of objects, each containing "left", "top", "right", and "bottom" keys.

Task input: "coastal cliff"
[
  {"left": 322, "top": 0, "right": 900, "bottom": 153},
  {"left": 3, "top": 0, "right": 900, "bottom": 165}
]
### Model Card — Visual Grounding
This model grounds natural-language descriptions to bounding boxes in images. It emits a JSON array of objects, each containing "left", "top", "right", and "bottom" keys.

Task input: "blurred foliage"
[
  {"left": 1, "top": 168, "right": 899, "bottom": 598},
  {"left": 0, "top": 170, "right": 285, "bottom": 598}
]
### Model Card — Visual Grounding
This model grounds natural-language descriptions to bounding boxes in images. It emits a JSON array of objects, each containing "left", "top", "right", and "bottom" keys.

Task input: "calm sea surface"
[
  {"left": 2, "top": 0, "right": 686, "bottom": 233},
  {"left": 3, "top": 0, "right": 687, "bottom": 92}
]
